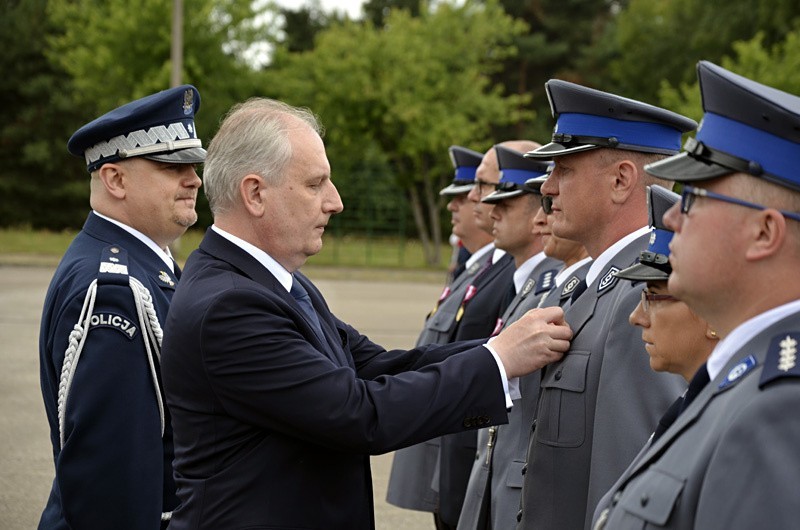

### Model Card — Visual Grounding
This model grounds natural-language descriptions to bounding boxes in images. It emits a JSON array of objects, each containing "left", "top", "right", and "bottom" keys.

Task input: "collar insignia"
[
  {"left": 159, "top": 270, "right": 175, "bottom": 287},
  {"left": 561, "top": 276, "right": 580, "bottom": 297},
  {"left": 719, "top": 355, "right": 757, "bottom": 390},
  {"left": 598, "top": 267, "right": 620, "bottom": 292}
]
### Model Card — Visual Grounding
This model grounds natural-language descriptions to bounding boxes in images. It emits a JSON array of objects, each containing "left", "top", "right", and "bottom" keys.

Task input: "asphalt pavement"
[{"left": 0, "top": 264, "right": 442, "bottom": 529}]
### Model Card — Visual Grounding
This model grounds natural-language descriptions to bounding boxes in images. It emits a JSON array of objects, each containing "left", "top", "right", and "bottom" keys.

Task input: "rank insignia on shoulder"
[
  {"left": 158, "top": 270, "right": 175, "bottom": 287},
  {"left": 759, "top": 333, "right": 800, "bottom": 388},
  {"left": 89, "top": 312, "right": 138, "bottom": 340},
  {"left": 535, "top": 269, "right": 557, "bottom": 295},
  {"left": 718, "top": 355, "right": 757, "bottom": 390},
  {"left": 597, "top": 267, "right": 619, "bottom": 293},
  {"left": 98, "top": 245, "right": 130, "bottom": 286},
  {"left": 561, "top": 276, "right": 580, "bottom": 297}
]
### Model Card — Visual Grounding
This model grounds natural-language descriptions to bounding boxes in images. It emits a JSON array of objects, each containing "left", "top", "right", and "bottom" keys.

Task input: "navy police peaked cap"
[
  {"left": 525, "top": 79, "right": 697, "bottom": 159},
  {"left": 68, "top": 85, "right": 206, "bottom": 172},
  {"left": 646, "top": 61, "right": 800, "bottom": 192},
  {"left": 482, "top": 145, "right": 551, "bottom": 203},
  {"left": 615, "top": 185, "right": 680, "bottom": 282},
  {"left": 440, "top": 145, "right": 483, "bottom": 196}
]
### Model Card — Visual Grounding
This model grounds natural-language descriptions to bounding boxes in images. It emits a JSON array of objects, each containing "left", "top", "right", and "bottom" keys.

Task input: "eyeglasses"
[
  {"left": 679, "top": 185, "right": 800, "bottom": 222},
  {"left": 541, "top": 195, "right": 554, "bottom": 214},
  {"left": 641, "top": 289, "right": 677, "bottom": 312},
  {"left": 475, "top": 179, "right": 498, "bottom": 195}
]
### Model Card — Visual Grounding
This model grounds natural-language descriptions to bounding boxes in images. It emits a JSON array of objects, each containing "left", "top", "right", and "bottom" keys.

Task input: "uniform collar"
[
  {"left": 707, "top": 298, "right": 800, "bottom": 380},
  {"left": 586, "top": 226, "right": 649, "bottom": 287},
  {"left": 555, "top": 256, "right": 592, "bottom": 286},
  {"left": 92, "top": 210, "right": 174, "bottom": 272},
  {"left": 513, "top": 251, "right": 548, "bottom": 293}
]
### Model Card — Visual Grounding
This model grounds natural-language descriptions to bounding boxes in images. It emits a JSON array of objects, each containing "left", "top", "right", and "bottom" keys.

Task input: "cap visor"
[
  {"left": 143, "top": 146, "right": 207, "bottom": 165},
  {"left": 645, "top": 152, "right": 733, "bottom": 182},
  {"left": 439, "top": 183, "right": 475, "bottom": 196},
  {"left": 482, "top": 189, "right": 525, "bottom": 204},
  {"left": 614, "top": 262, "right": 669, "bottom": 282},
  {"left": 524, "top": 142, "right": 598, "bottom": 159}
]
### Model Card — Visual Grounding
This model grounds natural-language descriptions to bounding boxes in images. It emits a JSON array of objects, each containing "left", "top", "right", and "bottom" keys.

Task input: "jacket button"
[
  {"left": 612, "top": 491, "right": 622, "bottom": 506},
  {"left": 640, "top": 494, "right": 649, "bottom": 507},
  {"left": 521, "top": 463, "right": 527, "bottom": 475},
  {"left": 516, "top": 510, "right": 523, "bottom": 522},
  {"left": 531, "top": 419, "right": 537, "bottom": 432},
  {"left": 555, "top": 370, "right": 563, "bottom": 380}
]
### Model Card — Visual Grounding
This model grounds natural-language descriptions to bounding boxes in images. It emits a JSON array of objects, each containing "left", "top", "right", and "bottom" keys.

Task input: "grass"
[{"left": 0, "top": 227, "right": 452, "bottom": 281}]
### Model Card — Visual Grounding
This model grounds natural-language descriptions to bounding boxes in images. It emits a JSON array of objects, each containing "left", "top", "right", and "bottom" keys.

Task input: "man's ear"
[
  {"left": 745, "top": 209, "right": 787, "bottom": 262},
  {"left": 609, "top": 159, "right": 639, "bottom": 205},
  {"left": 240, "top": 174, "right": 267, "bottom": 217},
  {"left": 96, "top": 163, "right": 127, "bottom": 199}
]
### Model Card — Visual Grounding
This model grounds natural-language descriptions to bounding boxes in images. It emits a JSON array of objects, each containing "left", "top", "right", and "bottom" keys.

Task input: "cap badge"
[{"left": 183, "top": 89, "right": 194, "bottom": 116}]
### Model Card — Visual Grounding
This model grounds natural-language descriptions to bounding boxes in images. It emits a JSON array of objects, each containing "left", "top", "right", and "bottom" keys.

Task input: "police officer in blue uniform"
[
  {"left": 38, "top": 85, "right": 205, "bottom": 529},
  {"left": 591, "top": 61, "right": 800, "bottom": 530}
]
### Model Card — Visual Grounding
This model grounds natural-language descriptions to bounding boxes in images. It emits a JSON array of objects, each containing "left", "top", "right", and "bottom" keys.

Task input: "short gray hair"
[{"left": 203, "top": 98, "right": 323, "bottom": 216}]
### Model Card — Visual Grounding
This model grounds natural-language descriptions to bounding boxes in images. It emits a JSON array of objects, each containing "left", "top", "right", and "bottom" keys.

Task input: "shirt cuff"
[{"left": 484, "top": 340, "right": 518, "bottom": 409}]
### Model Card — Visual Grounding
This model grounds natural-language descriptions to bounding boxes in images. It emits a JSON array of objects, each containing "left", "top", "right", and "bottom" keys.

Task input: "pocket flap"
[
  {"left": 619, "top": 469, "right": 685, "bottom": 525},
  {"left": 505, "top": 460, "right": 525, "bottom": 489},
  {"left": 541, "top": 351, "right": 590, "bottom": 392}
]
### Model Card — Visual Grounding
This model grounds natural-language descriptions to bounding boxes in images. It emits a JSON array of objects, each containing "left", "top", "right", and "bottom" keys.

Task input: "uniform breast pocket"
[
  {"left": 536, "top": 351, "right": 589, "bottom": 447},
  {"left": 427, "top": 306, "right": 457, "bottom": 333},
  {"left": 614, "top": 468, "right": 685, "bottom": 527}
]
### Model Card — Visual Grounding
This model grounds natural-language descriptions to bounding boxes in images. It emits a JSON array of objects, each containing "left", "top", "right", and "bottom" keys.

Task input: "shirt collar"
[
  {"left": 586, "top": 226, "right": 649, "bottom": 287},
  {"left": 555, "top": 256, "right": 592, "bottom": 287},
  {"left": 92, "top": 210, "right": 174, "bottom": 272},
  {"left": 211, "top": 225, "right": 293, "bottom": 292},
  {"left": 466, "top": 243, "right": 495, "bottom": 270},
  {"left": 706, "top": 299, "right": 800, "bottom": 380}
]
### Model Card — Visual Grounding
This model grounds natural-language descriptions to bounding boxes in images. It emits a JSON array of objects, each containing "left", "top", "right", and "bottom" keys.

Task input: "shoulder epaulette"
[
  {"left": 97, "top": 245, "right": 130, "bottom": 286},
  {"left": 760, "top": 332, "right": 800, "bottom": 388}
]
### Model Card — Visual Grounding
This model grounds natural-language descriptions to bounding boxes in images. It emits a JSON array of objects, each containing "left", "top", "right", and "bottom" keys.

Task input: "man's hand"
[{"left": 491, "top": 306, "right": 572, "bottom": 379}]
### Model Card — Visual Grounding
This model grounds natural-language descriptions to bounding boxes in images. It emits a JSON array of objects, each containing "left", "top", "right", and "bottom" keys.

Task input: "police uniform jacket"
[
  {"left": 38, "top": 212, "right": 180, "bottom": 530},
  {"left": 161, "top": 229, "right": 510, "bottom": 530},
  {"left": 518, "top": 233, "right": 684, "bottom": 530},
  {"left": 457, "top": 257, "right": 572, "bottom": 530},
  {"left": 386, "top": 249, "right": 491, "bottom": 512},
  {"left": 387, "top": 250, "right": 514, "bottom": 523},
  {"left": 592, "top": 308, "right": 800, "bottom": 530}
]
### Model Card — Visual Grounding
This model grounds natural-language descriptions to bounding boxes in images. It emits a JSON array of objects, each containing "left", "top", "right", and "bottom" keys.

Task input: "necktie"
[
  {"left": 651, "top": 364, "right": 710, "bottom": 443},
  {"left": 290, "top": 276, "right": 326, "bottom": 342},
  {"left": 171, "top": 259, "right": 182, "bottom": 280}
]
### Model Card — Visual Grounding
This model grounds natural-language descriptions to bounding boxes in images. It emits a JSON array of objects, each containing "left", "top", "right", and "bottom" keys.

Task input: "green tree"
[
  {"left": 0, "top": 0, "right": 90, "bottom": 229},
  {"left": 265, "top": 0, "right": 530, "bottom": 265},
  {"left": 659, "top": 28, "right": 800, "bottom": 126},
  {"left": 593, "top": 0, "right": 800, "bottom": 105}
]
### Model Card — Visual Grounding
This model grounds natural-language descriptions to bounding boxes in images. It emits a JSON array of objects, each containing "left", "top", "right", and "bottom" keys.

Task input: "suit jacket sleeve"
[
  {"left": 198, "top": 287, "right": 507, "bottom": 454},
  {"left": 50, "top": 282, "right": 166, "bottom": 530}
]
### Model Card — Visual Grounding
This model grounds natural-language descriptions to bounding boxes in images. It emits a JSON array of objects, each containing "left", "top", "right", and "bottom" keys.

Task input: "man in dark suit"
[
  {"left": 160, "top": 98, "right": 573, "bottom": 530},
  {"left": 38, "top": 86, "right": 206, "bottom": 529},
  {"left": 518, "top": 81, "right": 694, "bottom": 529},
  {"left": 592, "top": 61, "right": 800, "bottom": 530}
]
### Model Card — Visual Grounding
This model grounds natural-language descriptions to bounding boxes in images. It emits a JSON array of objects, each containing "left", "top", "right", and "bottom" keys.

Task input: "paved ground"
[{"left": 0, "top": 265, "right": 444, "bottom": 529}]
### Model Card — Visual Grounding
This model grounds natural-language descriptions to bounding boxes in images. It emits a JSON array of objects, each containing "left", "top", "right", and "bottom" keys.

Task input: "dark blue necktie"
[{"left": 290, "top": 276, "right": 326, "bottom": 342}]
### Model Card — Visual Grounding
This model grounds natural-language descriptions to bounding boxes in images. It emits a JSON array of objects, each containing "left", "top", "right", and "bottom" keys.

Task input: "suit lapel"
[{"left": 199, "top": 230, "right": 350, "bottom": 367}]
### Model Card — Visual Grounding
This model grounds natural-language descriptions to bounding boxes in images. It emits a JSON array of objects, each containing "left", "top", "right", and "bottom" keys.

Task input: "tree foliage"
[{"left": 264, "top": 0, "right": 530, "bottom": 264}]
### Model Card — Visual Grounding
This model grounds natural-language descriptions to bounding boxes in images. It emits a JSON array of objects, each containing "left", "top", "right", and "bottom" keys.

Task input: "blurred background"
[{"left": 2, "top": 0, "right": 800, "bottom": 268}]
